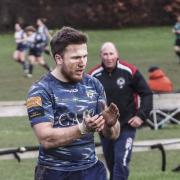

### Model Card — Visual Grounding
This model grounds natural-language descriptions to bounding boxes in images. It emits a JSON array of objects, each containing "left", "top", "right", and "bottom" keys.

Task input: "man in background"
[{"left": 89, "top": 42, "right": 152, "bottom": 180}]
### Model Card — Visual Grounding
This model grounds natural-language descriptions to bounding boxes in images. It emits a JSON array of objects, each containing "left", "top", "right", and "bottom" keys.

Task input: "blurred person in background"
[
  {"left": 147, "top": 66, "right": 173, "bottom": 93},
  {"left": 89, "top": 42, "right": 152, "bottom": 180},
  {"left": 36, "top": 18, "right": 51, "bottom": 55},
  {"left": 13, "top": 23, "right": 28, "bottom": 75},
  {"left": 26, "top": 27, "right": 120, "bottom": 180},
  {"left": 25, "top": 25, "right": 51, "bottom": 78},
  {"left": 172, "top": 16, "right": 180, "bottom": 63}
]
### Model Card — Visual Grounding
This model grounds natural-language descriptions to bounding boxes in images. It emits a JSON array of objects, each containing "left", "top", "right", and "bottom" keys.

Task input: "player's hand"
[
  {"left": 101, "top": 103, "right": 120, "bottom": 127},
  {"left": 128, "top": 116, "right": 143, "bottom": 128},
  {"left": 79, "top": 114, "right": 105, "bottom": 134},
  {"left": 85, "top": 114, "right": 105, "bottom": 132}
]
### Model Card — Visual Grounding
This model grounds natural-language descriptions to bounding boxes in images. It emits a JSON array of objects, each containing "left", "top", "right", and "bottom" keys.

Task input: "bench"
[{"left": 147, "top": 93, "right": 180, "bottom": 130}]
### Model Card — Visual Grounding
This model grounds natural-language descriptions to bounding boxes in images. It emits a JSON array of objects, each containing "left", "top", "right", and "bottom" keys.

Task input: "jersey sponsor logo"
[
  {"left": 117, "top": 77, "right": 125, "bottom": 89},
  {"left": 28, "top": 107, "right": 44, "bottom": 119},
  {"left": 26, "top": 96, "right": 42, "bottom": 109},
  {"left": 86, "top": 90, "right": 96, "bottom": 99},
  {"left": 63, "top": 89, "right": 78, "bottom": 93},
  {"left": 57, "top": 109, "right": 94, "bottom": 127}
]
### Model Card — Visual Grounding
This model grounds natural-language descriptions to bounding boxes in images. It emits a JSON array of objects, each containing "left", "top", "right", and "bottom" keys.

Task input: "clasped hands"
[{"left": 78, "top": 103, "right": 120, "bottom": 134}]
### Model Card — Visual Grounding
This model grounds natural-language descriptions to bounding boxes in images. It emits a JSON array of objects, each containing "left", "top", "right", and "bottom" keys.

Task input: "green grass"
[
  {"left": 0, "top": 117, "right": 179, "bottom": 180},
  {"left": 129, "top": 150, "right": 180, "bottom": 180},
  {"left": 0, "top": 117, "right": 179, "bottom": 148},
  {"left": 0, "top": 26, "right": 180, "bottom": 101},
  {"left": 0, "top": 117, "right": 38, "bottom": 148},
  {"left": 0, "top": 151, "right": 179, "bottom": 180},
  {"left": 136, "top": 124, "right": 180, "bottom": 140},
  {"left": 0, "top": 159, "right": 36, "bottom": 180}
]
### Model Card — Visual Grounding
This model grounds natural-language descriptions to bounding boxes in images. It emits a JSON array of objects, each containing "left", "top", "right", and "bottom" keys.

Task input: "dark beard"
[{"left": 61, "top": 68, "right": 81, "bottom": 83}]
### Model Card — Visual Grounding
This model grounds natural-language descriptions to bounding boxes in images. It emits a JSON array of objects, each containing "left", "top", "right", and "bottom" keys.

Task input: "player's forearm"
[
  {"left": 101, "top": 121, "right": 120, "bottom": 140},
  {"left": 34, "top": 125, "right": 82, "bottom": 149}
]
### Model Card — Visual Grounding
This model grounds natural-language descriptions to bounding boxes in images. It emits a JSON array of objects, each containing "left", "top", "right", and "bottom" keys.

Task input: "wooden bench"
[{"left": 147, "top": 93, "right": 180, "bottom": 130}]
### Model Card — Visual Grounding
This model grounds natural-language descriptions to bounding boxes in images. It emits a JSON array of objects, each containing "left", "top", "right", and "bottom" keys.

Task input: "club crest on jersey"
[
  {"left": 86, "top": 90, "right": 96, "bottom": 99},
  {"left": 117, "top": 77, "right": 125, "bottom": 89}
]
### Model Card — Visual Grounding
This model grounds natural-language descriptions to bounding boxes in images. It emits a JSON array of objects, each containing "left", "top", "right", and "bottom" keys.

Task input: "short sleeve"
[{"left": 26, "top": 84, "right": 54, "bottom": 126}]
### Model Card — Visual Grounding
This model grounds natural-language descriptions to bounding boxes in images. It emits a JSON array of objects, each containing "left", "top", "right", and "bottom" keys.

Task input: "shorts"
[
  {"left": 29, "top": 47, "right": 43, "bottom": 57},
  {"left": 35, "top": 160, "right": 107, "bottom": 180},
  {"left": 16, "top": 43, "right": 27, "bottom": 51},
  {"left": 175, "top": 39, "right": 180, "bottom": 46}
]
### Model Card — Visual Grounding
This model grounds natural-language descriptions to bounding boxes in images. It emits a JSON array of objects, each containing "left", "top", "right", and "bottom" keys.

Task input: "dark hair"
[
  {"left": 50, "top": 26, "right": 88, "bottom": 58},
  {"left": 37, "top": 18, "right": 47, "bottom": 24},
  {"left": 25, "top": 26, "right": 36, "bottom": 33},
  {"left": 148, "top": 66, "right": 159, "bottom": 73}
]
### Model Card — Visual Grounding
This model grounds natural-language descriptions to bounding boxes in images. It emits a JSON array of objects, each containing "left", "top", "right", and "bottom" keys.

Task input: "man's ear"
[{"left": 55, "top": 54, "right": 63, "bottom": 65}]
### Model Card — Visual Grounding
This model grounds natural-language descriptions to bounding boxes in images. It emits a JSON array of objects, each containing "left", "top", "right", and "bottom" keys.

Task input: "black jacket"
[{"left": 89, "top": 60, "right": 153, "bottom": 127}]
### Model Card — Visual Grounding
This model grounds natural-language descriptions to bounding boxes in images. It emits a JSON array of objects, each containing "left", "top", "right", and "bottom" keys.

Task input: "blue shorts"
[
  {"left": 35, "top": 160, "right": 107, "bottom": 180},
  {"left": 29, "top": 47, "right": 43, "bottom": 57},
  {"left": 16, "top": 43, "right": 27, "bottom": 51},
  {"left": 175, "top": 39, "right": 180, "bottom": 46}
]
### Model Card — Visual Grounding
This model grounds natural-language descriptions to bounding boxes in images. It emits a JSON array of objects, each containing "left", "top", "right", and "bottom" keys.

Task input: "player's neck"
[{"left": 51, "top": 68, "right": 66, "bottom": 82}]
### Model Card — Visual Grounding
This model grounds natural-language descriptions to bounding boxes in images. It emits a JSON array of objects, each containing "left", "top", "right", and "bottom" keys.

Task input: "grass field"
[
  {"left": 0, "top": 27, "right": 180, "bottom": 179},
  {"left": 0, "top": 117, "right": 180, "bottom": 180},
  {"left": 0, "top": 26, "right": 180, "bottom": 101},
  {"left": 0, "top": 150, "right": 180, "bottom": 180},
  {"left": 0, "top": 117, "right": 180, "bottom": 148}
]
